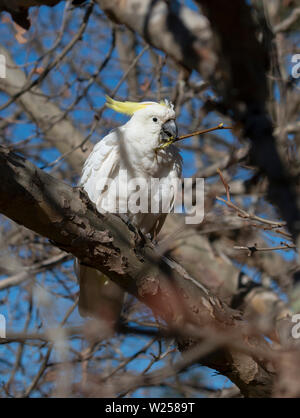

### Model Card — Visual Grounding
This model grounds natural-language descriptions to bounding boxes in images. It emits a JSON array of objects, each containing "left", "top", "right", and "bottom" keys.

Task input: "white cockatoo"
[{"left": 76, "top": 97, "right": 182, "bottom": 323}]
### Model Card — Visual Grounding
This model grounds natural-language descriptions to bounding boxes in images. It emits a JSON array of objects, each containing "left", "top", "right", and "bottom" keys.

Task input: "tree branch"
[
  {"left": 0, "top": 0, "right": 214, "bottom": 77},
  {"left": 96, "top": 0, "right": 214, "bottom": 77},
  {"left": 195, "top": 0, "right": 300, "bottom": 264},
  {"left": 0, "top": 145, "right": 275, "bottom": 397},
  {"left": 0, "top": 0, "right": 85, "bottom": 29},
  {"left": 0, "top": 45, "right": 90, "bottom": 170}
]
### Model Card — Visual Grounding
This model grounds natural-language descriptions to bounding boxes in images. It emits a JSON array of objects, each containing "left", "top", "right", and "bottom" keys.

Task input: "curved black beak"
[{"left": 160, "top": 119, "right": 178, "bottom": 142}]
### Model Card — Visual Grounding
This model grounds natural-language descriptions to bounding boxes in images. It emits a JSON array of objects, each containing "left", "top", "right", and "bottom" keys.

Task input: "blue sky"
[{"left": 0, "top": 0, "right": 298, "bottom": 397}]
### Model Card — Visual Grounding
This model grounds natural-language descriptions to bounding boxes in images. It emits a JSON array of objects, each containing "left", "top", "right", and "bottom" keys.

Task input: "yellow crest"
[
  {"left": 105, "top": 96, "right": 169, "bottom": 116},
  {"left": 105, "top": 96, "right": 150, "bottom": 115}
]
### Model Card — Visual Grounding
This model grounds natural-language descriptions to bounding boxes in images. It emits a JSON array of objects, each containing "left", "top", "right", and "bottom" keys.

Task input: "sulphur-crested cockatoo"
[{"left": 76, "top": 97, "right": 182, "bottom": 323}]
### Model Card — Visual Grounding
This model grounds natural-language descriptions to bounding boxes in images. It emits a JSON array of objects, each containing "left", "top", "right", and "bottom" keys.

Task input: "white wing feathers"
[
  {"left": 77, "top": 131, "right": 125, "bottom": 321},
  {"left": 80, "top": 131, "right": 120, "bottom": 205}
]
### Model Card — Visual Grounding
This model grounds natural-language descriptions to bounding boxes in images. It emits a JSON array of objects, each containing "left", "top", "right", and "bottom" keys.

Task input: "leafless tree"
[{"left": 0, "top": 0, "right": 300, "bottom": 398}]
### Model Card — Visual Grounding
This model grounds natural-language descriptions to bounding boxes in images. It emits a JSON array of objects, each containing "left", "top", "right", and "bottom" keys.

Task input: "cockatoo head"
[{"left": 105, "top": 96, "right": 178, "bottom": 149}]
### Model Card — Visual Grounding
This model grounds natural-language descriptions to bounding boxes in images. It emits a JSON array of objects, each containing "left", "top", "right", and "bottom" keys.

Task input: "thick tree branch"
[
  {"left": 96, "top": 0, "right": 214, "bottom": 78},
  {"left": 0, "top": 145, "right": 275, "bottom": 397},
  {"left": 0, "top": 145, "right": 229, "bottom": 327}
]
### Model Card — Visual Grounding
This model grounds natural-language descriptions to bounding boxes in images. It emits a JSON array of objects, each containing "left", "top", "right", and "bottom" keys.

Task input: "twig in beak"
[{"left": 156, "top": 123, "right": 232, "bottom": 150}]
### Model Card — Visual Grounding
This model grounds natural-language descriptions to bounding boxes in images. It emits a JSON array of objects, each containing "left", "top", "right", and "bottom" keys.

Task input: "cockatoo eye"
[{"left": 152, "top": 117, "right": 158, "bottom": 122}]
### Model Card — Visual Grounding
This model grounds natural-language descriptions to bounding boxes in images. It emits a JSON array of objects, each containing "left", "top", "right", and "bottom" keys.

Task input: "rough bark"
[{"left": 0, "top": 145, "right": 275, "bottom": 397}]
